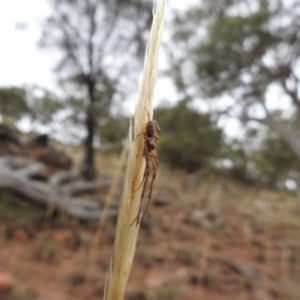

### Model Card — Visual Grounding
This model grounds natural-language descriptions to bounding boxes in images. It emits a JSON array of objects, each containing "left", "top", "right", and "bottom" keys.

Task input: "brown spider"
[{"left": 131, "top": 109, "right": 161, "bottom": 225}]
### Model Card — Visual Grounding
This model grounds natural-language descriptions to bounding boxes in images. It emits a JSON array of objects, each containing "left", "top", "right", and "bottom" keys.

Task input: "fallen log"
[
  {"left": 0, "top": 156, "right": 118, "bottom": 220},
  {"left": 60, "top": 180, "right": 111, "bottom": 196},
  {"left": 49, "top": 170, "right": 77, "bottom": 188}
]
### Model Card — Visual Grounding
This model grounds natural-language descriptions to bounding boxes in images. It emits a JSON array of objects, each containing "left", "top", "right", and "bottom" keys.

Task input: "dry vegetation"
[{"left": 0, "top": 147, "right": 300, "bottom": 300}]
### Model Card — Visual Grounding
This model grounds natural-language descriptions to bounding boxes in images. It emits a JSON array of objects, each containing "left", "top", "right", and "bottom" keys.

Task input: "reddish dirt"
[{"left": 1, "top": 155, "right": 300, "bottom": 300}]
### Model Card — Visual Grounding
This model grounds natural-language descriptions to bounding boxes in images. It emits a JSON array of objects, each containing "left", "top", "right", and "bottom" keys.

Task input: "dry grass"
[
  {"left": 93, "top": 145, "right": 128, "bottom": 247},
  {"left": 104, "top": 1, "right": 166, "bottom": 299}
]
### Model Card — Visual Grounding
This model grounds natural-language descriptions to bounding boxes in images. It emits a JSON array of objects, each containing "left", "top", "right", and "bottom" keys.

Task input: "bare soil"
[{"left": 0, "top": 151, "right": 300, "bottom": 300}]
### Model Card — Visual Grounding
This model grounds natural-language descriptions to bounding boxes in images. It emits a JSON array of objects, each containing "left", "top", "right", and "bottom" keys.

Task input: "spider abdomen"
[{"left": 146, "top": 137, "right": 156, "bottom": 152}]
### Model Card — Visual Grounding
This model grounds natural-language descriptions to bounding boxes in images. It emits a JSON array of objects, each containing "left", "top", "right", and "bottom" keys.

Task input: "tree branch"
[
  {"left": 0, "top": 156, "right": 118, "bottom": 220},
  {"left": 280, "top": 77, "right": 300, "bottom": 116}
]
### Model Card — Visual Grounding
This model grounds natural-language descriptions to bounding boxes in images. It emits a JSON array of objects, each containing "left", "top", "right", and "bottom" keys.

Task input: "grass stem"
[{"left": 104, "top": 1, "right": 166, "bottom": 299}]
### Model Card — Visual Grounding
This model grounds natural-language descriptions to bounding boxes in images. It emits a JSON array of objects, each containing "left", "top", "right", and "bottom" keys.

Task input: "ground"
[{"left": 0, "top": 149, "right": 300, "bottom": 300}]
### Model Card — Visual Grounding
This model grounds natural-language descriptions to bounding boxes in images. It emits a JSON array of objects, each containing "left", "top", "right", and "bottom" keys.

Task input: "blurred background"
[{"left": 0, "top": 0, "right": 300, "bottom": 299}]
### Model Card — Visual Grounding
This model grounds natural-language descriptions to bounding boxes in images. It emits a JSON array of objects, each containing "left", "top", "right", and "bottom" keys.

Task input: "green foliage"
[
  {"left": 98, "top": 115, "right": 130, "bottom": 152},
  {"left": 0, "top": 86, "right": 64, "bottom": 126},
  {"left": 193, "top": 11, "right": 276, "bottom": 98},
  {"left": 170, "top": 0, "right": 300, "bottom": 190},
  {"left": 221, "top": 127, "right": 300, "bottom": 190},
  {"left": 251, "top": 131, "right": 300, "bottom": 190},
  {"left": 4, "top": 289, "right": 35, "bottom": 300},
  {"left": 170, "top": 0, "right": 300, "bottom": 126},
  {"left": 39, "top": 0, "right": 152, "bottom": 178},
  {"left": 0, "top": 192, "right": 44, "bottom": 221},
  {"left": 219, "top": 141, "right": 254, "bottom": 184},
  {"left": 170, "top": 0, "right": 298, "bottom": 100},
  {"left": 0, "top": 87, "right": 29, "bottom": 120},
  {"left": 40, "top": 0, "right": 152, "bottom": 106},
  {"left": 154, "top": 100, "right": 223, "bottom": 172},
  {"left": 27, "top": 88, "right": 64, "bottom": 124}
]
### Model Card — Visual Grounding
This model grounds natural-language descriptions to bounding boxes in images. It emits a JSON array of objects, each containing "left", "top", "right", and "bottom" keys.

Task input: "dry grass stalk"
[
  {"left": 104, "top": 1, "right": 166, "bottom": 299},
  {"left": 199, "top": 236, "right": 211, "bottom": 281},
  {"left": 86, "top": 146, "right": 128, "bottom": 280},
  {"left": 93, "top": 145, "right": 128, "bottom": 247},
  {"left": 280, "top": 246, "right": 290, "bottom": 280}
]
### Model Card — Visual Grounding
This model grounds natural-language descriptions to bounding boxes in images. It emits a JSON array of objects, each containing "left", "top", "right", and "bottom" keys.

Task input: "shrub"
[{"left": 154, "top": 100, "right": 223, "bottom": 172}]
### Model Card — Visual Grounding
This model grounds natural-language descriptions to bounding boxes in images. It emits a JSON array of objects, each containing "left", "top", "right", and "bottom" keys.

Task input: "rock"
[
  {"left": 189, "top": 210, "right": 213, "bottom": 229},
  {"left": 0, "top": 273, "right": 13, "bottom": 296},
  {"left": 254, "top": 201, "right": 270, "bottom": 211},
  {"left": 152, "top": 197, "right": 170, "bottom": 207},
  {"left": 253, "top": 289, "right": 271, "bottom": 300},
  {"left": 233, "top": 264, "right": 260, "bottom": 280},
  {"left": 191, "top": 210, "right": 206, "bottom": 223},
  {"left": 30, "top": 134, "right": 49, "bottom": 147},
  {"left": 222, "top": 259, "right": 260, "bottom": 280},
  {"left": 145, "top": 268, "right": 173, "bottom": 288}
]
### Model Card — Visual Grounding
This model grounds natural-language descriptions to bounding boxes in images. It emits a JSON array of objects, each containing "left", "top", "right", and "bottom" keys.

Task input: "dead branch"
[
  {"left": 60, "top": 180, "right": 111, "bottom": 197},
  {"left": 49, "top": 170, "right": 79, "bottom": 188},
  {"left": 0, "top": 156, "right": 118, "bottom": 220}
]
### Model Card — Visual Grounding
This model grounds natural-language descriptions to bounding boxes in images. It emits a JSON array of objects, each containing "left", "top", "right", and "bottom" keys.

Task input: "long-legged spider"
[{"left": 131, "top": 109, "right": 161, "bottom": 225}]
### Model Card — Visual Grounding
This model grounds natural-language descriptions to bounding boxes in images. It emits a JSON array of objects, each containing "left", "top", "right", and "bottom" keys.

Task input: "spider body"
[
  {"left": 146, "top": 137, "right": 156, "bottom": 152},
  {"left": 146, "top": 119, "right": 160, "bottom": 140},
  {"left": 131, "top": 111, "right": 161, "bottom": 225}
]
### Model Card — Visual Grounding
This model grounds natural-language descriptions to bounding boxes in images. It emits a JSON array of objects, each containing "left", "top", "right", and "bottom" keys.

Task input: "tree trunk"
[{"left": 82, "top": 80, "right": 97, "bottom": 181}]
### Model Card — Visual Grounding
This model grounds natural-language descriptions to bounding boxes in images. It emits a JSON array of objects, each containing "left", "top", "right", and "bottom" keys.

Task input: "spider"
[{"left": 131, "top": 109, "right": 161, "bottom": 225}]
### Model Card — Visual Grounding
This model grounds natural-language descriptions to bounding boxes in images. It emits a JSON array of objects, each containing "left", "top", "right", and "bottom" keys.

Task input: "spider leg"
[
  {"left": 148, "top": 156, "right": 158, "bottom": 199},
  {"left": 134, "top": 142, "right": 148, "bottom": 192},
  {"left": 136, "top": 150, "right": 158, "bottom": 224},
  {"left": 134, "top": 132, "right": 146, "bottom": 142},
  {"left": 145, "top": 150, "right": 158, "bottom": 192},
  {"left": 130, "top": 150, "right": 151, "bottom": 226},
  {"left": 130, "top": 162, "right": 150, "bottom": 226},
  {"left": 144, "top": 107, "right": 151, "bottom": 122}
]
